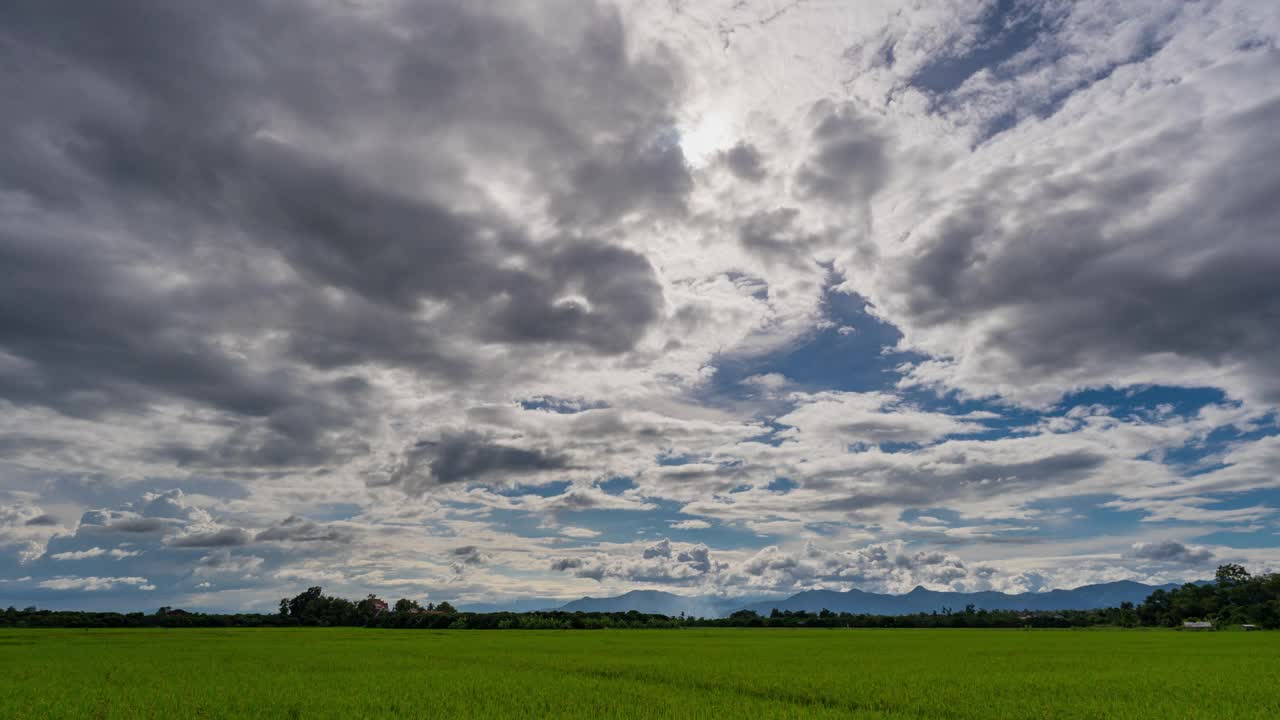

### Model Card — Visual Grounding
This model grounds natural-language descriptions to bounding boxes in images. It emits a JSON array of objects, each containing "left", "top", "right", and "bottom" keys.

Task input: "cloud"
[
  {"left": 794, "top": 101, "right": 888, "bottom": 204},
  {"left": 549, "top": 557, "right": 585, "bottom": 573},
  {"left": 670, "top": 519, "right": 712, "bottom": 530},
  {"left": 255, "top": 516, "right": 354, "bottom": 544},
  {"left": 737, "top": 208, "right": 824, "bottom": 268},
  {"left": 37, "top": 576, "right": 154, "bottom": 592},
  {"left": 741, "top": 373, "right": 791, "bottom": 392},
  {"left": 168, "top": 528, "right": 252, "bottom": 548},
  {"left": 722, "top": 141, "right": 767, "bottom": 182},
  {"left": 1130, "top": 541, "right": 1215, "bottom": 566},
  {"left": 92, "top": 517, "right": 172, "bottom": 534},
  {"left": 727, "top": 541, "right": 972, "bottom": 594},
  {"left": 773, "top": 391, "right": 989, "bottom": 448},
  {"left": 449, "top": 545, "right": 489, "bottom": 575},
  {"left": 49, "top": 548, "right": 106, "bottom": 561},
  {"left": 854, "top": 39, "right": 1280, "bottom": 406},
  {"left": 551, "top": 539, "right": 723, "bottom": 584},
  {"left": 383, "top": 433, "right": 572, "bottom": 494},
  {"left": 0, "top": 0, "right": 681, "bottom": 473},
  {"left": 468, "top": 484, "right": 656, "bottom": 514},
  {"left": 642, "top": 539, "right": 674, "bottom": 559},
  {"left": 451, "top": 546, "right": 486, "bottom": 564},
  {"left": 548, "top": 538, "right": 985, "bottom": 595},
  {"left": 0, "top": 496, "right": 65, "bottom": 562},
  {"left": 194, "top": 550, "right": 265, "bottom": 577}
]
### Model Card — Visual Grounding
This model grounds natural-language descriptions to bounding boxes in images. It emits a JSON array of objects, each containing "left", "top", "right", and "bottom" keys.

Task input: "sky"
[{"left": 1, "top": 0, "right": 1278, "bottom": 613}]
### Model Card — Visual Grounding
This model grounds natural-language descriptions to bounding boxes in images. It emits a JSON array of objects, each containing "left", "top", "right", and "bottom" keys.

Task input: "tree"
[
  {"left": 282, "top": 586, "right": 324, "bottom": 620},
  {"left": 1117, "top": 601, "right": 1137, "bottom": 628},
  {"left": 1138, "top": 565, "right": 1280, "bottom": 629},
  {"left": 394, "top": 598, "right": 421, "bottom": 613},
  {"left": 1216, "top": 564, "right": 1251, "bottom": 587},
  {"left": 356, "top": 594, "right": 386, "bottom": 623},
  {"left": 434, "top": 601, "right": 457, "bottom": 614}
]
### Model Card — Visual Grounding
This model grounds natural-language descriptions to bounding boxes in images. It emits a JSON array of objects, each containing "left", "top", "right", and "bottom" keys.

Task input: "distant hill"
[
  {"left": 556, "top": 590, "right": 778, "bottom": 619},
  {"left": 457, "top": 598, "right": 565, "bottom": 614},
  {"left": 546, "top": 581, "right": 1183, "bottom": 618},
  {"left": 739, "top": 580, "right": 1183, "bottom": 616}
]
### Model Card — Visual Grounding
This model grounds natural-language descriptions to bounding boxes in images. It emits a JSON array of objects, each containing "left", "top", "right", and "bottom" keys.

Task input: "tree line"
[
  {"left": 3, "top": 565, "right": 1274, "bottom": 630},
  {"left": 1136, "top": 564, "right": 1278, "bottom": 628}
]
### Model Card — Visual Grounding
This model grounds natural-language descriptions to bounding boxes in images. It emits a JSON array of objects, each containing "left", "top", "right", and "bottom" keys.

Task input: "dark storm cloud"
[
  {"left": 428, "top": 435, "right": 570, "bottom": 485},
  {"left": 487, "top": 242, "right": 663, "bottom": 354},
  {"left": 1130, "top": 540, "right": 1214, "bottom": 565},
  {"left": 451, "top": 546, "right": 487, "bottom": 566},
  {"left": 737, "top": 208, "right": 818, "bottom": 266},
  {"left": 554, "top": 131, "right": 692, "bottom": 226},
  {"left": 549, "top": 557, "right": 585, "bottom": 572},
  {"left": 800, "top": 449, "right": 1108, "bottom": 512},
  {"left": 382, "top": 433, "right": 571, "bottom": 494},
  {"left": 149, "top": 376, "right": 377, "bottom": 471},
  {"left": 449, "top": 545, "right": 487, "bottom": 575},
  {"left": 794, "top": 102, "right": 888, "bottom": 203},
  {"left": 0, "top": 227, "right": 312, "bottom": 419},
  {"left": 879, "top": 93, "right": 1280, "bottom": 401},
  {"left": 722, "top": 141, "right": 768, "bottom": 182},
  {"left": 0, "top": 0, "right": 685, "bottom": 469},
  {"left": 169, "top": 527, "right": 252, "bottom": 548}
]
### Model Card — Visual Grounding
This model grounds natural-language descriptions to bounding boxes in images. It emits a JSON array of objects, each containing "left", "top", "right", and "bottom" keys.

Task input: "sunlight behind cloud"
[{"left": 678, "top": 109, "right": 736, "bottom": 166}]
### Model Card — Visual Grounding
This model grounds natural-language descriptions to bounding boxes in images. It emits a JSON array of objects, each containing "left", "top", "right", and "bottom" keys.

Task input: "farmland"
[{"left": 2, "top": 628, "right": 1276, "bottom": 719}]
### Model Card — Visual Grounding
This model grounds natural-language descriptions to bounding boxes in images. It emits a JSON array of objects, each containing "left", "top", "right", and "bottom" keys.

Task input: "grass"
[{"left": 1, "top": 628, "right": 1276, "bottom": 719}]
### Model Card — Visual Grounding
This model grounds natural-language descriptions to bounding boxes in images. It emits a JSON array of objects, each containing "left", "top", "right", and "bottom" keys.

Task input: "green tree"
[
  {"left": 283, "top": 586, "right": 323, "bottom": 620},
  {"left": 356, "top": 594, "right": 386, "bottom": 623},
  {"left": 1215, "top": 563, "right": 1251, "bottom": 587}
]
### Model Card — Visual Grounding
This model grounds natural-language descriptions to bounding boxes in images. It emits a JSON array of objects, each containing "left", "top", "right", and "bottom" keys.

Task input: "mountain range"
[
  {"left": 556, "top": 590, "right": 758, "bottom": 619},
  {"left": 466, "top": 581, "right": 1185, "bottom": 618}
]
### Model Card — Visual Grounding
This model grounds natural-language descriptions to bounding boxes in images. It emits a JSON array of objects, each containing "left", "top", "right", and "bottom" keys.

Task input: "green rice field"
[{"left": 2, "top": 628, "right": 1276, "bottom": 719}]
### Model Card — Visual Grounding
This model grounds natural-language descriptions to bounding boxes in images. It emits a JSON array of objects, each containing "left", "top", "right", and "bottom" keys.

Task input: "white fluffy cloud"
[{"left": 38, "top": 576, "right": 154, "bottom": 592}]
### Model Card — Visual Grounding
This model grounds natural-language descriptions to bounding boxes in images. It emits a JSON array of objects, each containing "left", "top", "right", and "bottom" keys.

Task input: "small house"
[
  {"left": 370, "top": 599, "right": 389, "bottom": 614},
  {"left": 1182, "top": 621, "right": 1212, "bottom": 631},
  {"left": 1241, "top": 624, "right": 1259, "bottom": 632}
]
